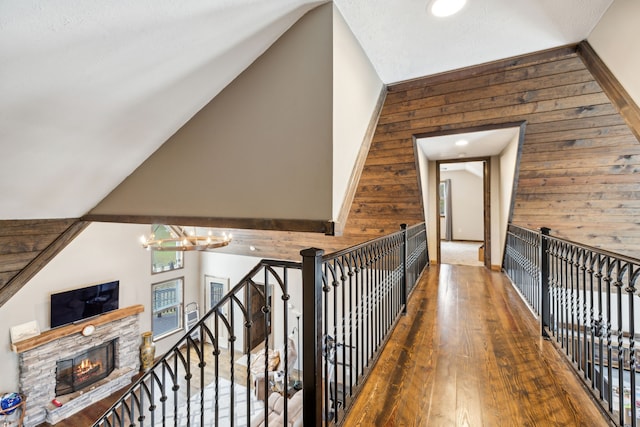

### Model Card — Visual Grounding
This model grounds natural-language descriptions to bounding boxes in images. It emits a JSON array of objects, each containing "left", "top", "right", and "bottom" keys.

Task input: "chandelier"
[{"left": 140, "top": 226, "right": 232, "bottom": 251}]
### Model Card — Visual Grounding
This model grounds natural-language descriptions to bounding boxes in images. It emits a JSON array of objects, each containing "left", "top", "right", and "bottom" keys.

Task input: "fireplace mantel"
[
  {"left": 17, "top": 304, "right": 143, "bottom": 426},
  {"left": 13, "top": 304, "right": 143, "bottom": 353}
]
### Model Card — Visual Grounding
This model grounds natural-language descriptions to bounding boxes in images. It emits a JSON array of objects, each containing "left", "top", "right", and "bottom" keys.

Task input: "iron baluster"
[
  {"left": 580, "top": 250, "right": 588, "bottom": 378},
  {"left": 605, "top": 258, "right": 614, "bottom": 413},
  {"left": 540, "top": 228, "right": 550, "bottom": 333},
  {"left": 615, "top": 259, "right": 625, "bottom": 426},
  {"left": 596, "top": 256, "right": 605, "bottom": 401},
  {"left": 587, "top": 252, "right": 596, "bottom": 388},
  {"left": 627, "top": 265, "right": 638, "bottom": 427}
]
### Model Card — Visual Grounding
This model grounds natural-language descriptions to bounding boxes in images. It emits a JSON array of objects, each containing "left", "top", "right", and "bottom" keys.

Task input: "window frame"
[
  {"left": 151, "top": 277, "right": 184, "bottom": 341},
  {"left": 149, "top": 225, "right": 184, "bottom": 275}
]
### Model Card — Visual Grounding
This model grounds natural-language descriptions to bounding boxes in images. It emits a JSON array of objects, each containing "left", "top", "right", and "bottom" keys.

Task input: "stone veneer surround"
[{"left": 18, "top": 312, "right": 141, "bottom": 426}]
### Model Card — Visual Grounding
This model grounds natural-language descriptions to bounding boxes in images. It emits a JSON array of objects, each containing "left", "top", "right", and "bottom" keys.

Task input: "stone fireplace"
[{"left": 14, "top": 305, "right": 143, "bottom": 426}]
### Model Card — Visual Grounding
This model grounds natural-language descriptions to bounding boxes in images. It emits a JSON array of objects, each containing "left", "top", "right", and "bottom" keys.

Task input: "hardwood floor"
[
  {"left": 344, "top": 264, "right": 611, "bottom": 427},
  {"left": 39, "top": 265, "right": 611, "bottom": 426},
  {"left": 35, "top": 347, "right": 246, "bottom": 427},
  {"left": 36, "top": 379, "right": 135, "bottom": 427}
]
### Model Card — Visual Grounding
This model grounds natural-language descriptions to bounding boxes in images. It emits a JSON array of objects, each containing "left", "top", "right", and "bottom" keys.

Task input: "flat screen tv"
[{"left": 50, "top": 281, "right": 119, "bottom": 328}]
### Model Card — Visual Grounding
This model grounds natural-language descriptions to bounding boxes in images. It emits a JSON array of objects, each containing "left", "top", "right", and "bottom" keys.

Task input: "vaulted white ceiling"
[
  {"left": 0, "top": 0, "right": 613, "bottom": 220},
  {"left": 335, "top": 0, "right": 612, "bottom": 83}
]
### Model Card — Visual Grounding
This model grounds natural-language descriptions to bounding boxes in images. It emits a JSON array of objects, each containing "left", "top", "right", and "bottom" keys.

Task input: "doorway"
[
  {"left": 415, "top": 124, "right": 523, "bottom": 270},
  {"left": 436, "top": 158, "right": 490, "bottom": 267},
  {"left": 204, "top": 275, "right": 229, "bottom": 347}
]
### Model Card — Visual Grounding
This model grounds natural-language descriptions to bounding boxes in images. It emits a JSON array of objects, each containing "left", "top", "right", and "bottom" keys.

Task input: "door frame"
[
  {"left": 204, "top": 275, "right": 229, "bottom": 347},
  {"left": 435, "top": 157, "right": 491, "bottom": 267}
]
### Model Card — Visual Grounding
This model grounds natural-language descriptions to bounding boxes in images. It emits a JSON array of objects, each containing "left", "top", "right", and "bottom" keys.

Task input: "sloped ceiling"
[
  {"left": 0, "top": 0, "right": 326, "bottom": 220},
  {"left": 0, "top": 0, "right": 612, "bottom": 221}
]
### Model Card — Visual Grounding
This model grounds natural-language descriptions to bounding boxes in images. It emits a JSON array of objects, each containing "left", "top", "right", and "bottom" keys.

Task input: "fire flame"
[{"left": 76, "top": 358, "right": 102, "bottom": 376}]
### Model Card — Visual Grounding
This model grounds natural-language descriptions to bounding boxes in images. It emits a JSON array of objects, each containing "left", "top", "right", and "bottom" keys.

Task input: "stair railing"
[{"left": 94, "top": 259, "right": 302, "bottom": 427}]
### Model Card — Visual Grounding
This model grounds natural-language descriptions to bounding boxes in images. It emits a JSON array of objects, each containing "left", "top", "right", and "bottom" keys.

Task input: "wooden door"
[{"left": 245, "top": 283, "right": 271, "bottom": 352}]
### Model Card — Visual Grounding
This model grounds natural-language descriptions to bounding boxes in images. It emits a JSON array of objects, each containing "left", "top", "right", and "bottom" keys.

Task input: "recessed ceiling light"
[
  {"left": 455, "top": 139, "right": 468, "bottom": 146},
  {"left": 249, "top": 246, "right": 256, "bottom": 251},
  {"left": 429, "top": 0, "right": 467, "bottom": 17}
]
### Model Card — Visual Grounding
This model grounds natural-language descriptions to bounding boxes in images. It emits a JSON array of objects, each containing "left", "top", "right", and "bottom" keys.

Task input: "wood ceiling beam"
[
  {"left": 577, "top": 40, "right": 640, "bottom": 143},
  {"left": 0, "top": 220, "right": 89, "bottom": 308}
]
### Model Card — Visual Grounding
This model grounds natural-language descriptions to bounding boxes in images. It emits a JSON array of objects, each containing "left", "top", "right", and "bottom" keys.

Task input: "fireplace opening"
[{"left": 55, "top": 339, "right": 116, "bottom": 396}]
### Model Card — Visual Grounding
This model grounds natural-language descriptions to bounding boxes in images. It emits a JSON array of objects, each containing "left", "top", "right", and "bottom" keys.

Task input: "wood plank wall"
[
  {"left": 0, "top": 219, "right": 88, "bottom": 307},
  {"left": 381, "top": 44, "right": 640, "bottom": 258}
]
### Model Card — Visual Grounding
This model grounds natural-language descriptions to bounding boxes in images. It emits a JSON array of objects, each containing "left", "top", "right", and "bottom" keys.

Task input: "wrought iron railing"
[
  {"left": 307, "top": 223, "right": 429, "bottom": 425},
  {"left": 94, "top": 223, "right": 428, "bottom": 426},
  {"left": 95, "top": 259, "right": 303, "bottom": 427},
  {"left": 504, "top": 224, "right": 640, "bottom": 427},
  {"left": 503, "top": 224, "right": 542, "bottom": 316},
  {"left": 406, "top": 223, "right": 429, "bottom": 296}
]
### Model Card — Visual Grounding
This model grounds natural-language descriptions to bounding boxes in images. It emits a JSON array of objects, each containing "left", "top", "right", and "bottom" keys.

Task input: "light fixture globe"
[{"left": 429, "top": 0, "right": 467, "bottom": 17}]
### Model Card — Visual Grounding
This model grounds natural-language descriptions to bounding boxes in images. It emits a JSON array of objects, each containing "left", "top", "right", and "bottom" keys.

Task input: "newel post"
[
  {"left": 301, "top": 247, "right": 324, "bottom": 427},
  {"left": 540, "top": 227, "right": 551, "bottom": 336},
  {"left": 401, "top": 224, "right": 408, "bottom": 315}
]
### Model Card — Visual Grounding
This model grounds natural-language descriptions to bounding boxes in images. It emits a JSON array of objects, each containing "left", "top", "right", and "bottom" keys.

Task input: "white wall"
[
  {"left": 417, "top": 150, "right": 435, "bottom": 261},
  {"left": 427, "top": 159, "right": 438, "bottom": 262},
  {"left": 0, "top": 222, "right": 200, "bottom": 393},
  {"left": 490, "top": 157, "right": 501, "bottom": 268},
  {"left": 91, "top": 3, "right": 386, "bottom": 225},
  {"left": 498, "top": 133, "right": 521, "bottom": 263},
  {"left": 332, "top": 4, "right": 384, "bottom": 221},
  {"left": 589, "top": 0, "right": 640, "bottom": 108},
  {"left": 440, "top": 168, "right": 484, "bottom": 241},
  {"left": 90, "top": 4, "right": 334, "bottom": 222}
]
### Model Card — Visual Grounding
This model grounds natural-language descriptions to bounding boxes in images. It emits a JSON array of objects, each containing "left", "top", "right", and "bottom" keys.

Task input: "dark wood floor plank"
[{"left": 344, "top": 264, "right": 610, "bottom": 427}]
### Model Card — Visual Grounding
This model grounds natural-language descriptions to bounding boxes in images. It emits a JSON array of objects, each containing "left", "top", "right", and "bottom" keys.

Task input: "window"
[
  {"left": 150, "top": 225, "right": 184, "bottom": 274},
  {"left": 152, "top": 277, "right": 183, "bottom": 339}
]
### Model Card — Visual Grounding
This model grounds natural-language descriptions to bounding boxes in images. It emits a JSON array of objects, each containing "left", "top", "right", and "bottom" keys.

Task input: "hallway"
[
  {"left": 344, "top": 264, "right": 610, "bottom": 426},
  {"left": 440, "top": 241, "right": 484, "bottom": 267}
]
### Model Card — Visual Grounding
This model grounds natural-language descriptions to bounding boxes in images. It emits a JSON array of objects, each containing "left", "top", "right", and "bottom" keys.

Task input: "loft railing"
[
  {"left": 504, "top": 224, "right": 542, "bottom": 316},
  {"left": 94, "top": 223, "right": 428, "bottom": 426},
  {"left": 302, "top": 223, "right": 429, "bottom": 425},
  {"left": 504, "top": 223, "right": 640, "bottom": 427}
]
